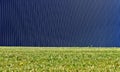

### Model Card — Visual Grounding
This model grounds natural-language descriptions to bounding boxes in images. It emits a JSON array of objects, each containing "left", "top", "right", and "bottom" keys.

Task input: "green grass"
[{"left": 0, "top": 47, "right": 120, "bottom": 72}]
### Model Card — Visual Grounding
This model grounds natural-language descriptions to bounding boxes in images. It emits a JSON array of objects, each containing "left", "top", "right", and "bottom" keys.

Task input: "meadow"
[{"left": 0, "top": 47, "right": 120, "bottom": 72}]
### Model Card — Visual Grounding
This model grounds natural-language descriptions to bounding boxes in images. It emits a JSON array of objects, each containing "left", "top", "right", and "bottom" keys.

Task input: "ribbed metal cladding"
[{"left": 0, "top": 0, "right": 120, "bottom": 47}]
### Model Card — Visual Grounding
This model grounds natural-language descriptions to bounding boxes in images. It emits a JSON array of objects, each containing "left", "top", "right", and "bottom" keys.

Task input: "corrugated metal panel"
[{"left": 0, "top": 0, "right": 120, "bottom": 46}]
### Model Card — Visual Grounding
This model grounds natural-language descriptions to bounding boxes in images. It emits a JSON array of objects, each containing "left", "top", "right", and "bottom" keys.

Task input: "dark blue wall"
[{"left": 0, "top": 0, "right": 120, "bottom": 46}]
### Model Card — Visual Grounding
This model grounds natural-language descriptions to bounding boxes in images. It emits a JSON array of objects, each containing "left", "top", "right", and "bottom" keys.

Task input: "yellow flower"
[{"left": 19, "top": 62, "right": 24, "bottom": 66}]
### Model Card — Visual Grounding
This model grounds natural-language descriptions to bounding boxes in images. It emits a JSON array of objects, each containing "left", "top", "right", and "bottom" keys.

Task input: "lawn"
[{"left": 0, "top": 47, "right": 120, "bottom": 72}]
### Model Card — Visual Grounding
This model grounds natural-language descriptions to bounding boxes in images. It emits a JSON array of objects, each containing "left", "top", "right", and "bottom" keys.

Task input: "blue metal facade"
[{"left": 0, "top": 0, "right": 120, "bottom": 46}]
